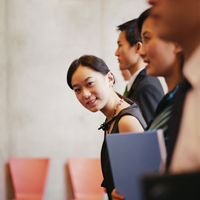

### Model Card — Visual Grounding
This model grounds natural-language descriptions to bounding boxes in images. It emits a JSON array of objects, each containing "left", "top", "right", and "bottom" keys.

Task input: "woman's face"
[
  {"left": 71, "top": 65, "right": 113, "bottom": 112},
  {"left": 139, "top": 17, "right": 176, "bottom": 77}
]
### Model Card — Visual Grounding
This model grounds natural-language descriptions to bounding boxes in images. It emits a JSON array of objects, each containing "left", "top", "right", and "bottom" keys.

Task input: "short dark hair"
[
  {"left": 67, "top": 55, "right": 111, "bottom": 89},
  {"left": 117, "top": 19, "right": 142, "bottom": 46},
  {"left": 136, "top": 8, "right": 151, "bottom": 36}
]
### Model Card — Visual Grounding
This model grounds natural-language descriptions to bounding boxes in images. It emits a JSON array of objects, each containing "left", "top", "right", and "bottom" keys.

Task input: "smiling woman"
[
  {"left": 136, "top": 8, "right": 183, "bottom": 140},
  {"left": 66, "top": 55, "right": 146, "bottom": 200}
]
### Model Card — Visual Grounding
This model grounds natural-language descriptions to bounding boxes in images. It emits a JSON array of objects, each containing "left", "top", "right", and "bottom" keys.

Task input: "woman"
[
  {"left": 138, "top": 8, "right": 183, "bottom": 149},
  {"left": 66, "top": 55, "right": 146, "bottom": 199},
  {"left": 111, "top": 8, "right": 183, "bottom": 200}
]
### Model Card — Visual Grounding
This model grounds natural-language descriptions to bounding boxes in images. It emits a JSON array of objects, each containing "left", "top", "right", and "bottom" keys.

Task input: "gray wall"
[{"left": 0, "top": 0, "right": 153, "bottom": 199}]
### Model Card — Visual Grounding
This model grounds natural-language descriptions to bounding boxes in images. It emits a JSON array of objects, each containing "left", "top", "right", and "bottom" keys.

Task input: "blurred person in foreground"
[{"left": 149, "top": 0, "right": 200, "bottom": 173}]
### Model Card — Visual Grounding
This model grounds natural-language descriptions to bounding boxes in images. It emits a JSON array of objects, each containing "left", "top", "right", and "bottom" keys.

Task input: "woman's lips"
[
  {"left": 87, "top": 98, "right": 96, "bottom": 107},
  {"left": 144, "top": 60, "right": 150, "bottom": 68}
]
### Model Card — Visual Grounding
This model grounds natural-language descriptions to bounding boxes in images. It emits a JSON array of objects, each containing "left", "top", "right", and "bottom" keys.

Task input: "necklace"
[
  {"left": 110, "top": 98, "right": 124, "bottom": 120},
  {"left": 98, "top": 99, "right": 124, "bottom": 132}
]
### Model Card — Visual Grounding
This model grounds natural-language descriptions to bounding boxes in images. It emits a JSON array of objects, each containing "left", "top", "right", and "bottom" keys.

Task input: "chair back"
[
  {"left": 9, "top": 157, "right": 50, "bottom": 200},
  {"left": 68, "top": 157, "right": 104, "bottom": 199}
]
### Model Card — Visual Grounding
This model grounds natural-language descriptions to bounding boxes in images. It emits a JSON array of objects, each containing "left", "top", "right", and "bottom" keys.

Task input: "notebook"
[{"left": 106, "top": 129, "right": 167, "bottom": 200}]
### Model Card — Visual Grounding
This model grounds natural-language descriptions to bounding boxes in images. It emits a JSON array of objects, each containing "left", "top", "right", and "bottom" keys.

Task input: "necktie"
[{"left": 123, "top": 85, "right": 128, "bottom": 97}]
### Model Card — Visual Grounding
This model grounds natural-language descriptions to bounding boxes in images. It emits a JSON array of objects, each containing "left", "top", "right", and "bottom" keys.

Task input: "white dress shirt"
[
  {"left": 127, "top": 68, "right": 144, "bottom": 92},
  {"left": 170, "top": 45, "right": 200, "bottom": 173}
]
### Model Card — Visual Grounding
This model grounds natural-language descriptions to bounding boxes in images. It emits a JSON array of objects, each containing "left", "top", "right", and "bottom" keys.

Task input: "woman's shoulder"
[
  {"left": 117, "top": 103, "right": 147, "bottom": 129},
  {"left": 118, "top": 114, "right": 144, "bottom": 133},
  {"left": 118, "top": 103, "right": 140, "bottom": 115}
]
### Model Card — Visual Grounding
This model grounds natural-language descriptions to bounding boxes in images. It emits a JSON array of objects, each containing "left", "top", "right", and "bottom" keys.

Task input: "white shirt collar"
[
  {"left": 184, "top": 45, "right": 200, "bottom": 88},
  {"left": 127, "top": 68, "right": 145, "bottom": 91}
]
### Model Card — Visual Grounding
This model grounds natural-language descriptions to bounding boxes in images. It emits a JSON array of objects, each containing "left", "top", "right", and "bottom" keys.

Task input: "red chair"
[
  {"left": 9, "top": 157, "right": 50, "bottom": 200},
  {"left": 68, "top": 157, "right": 104, "bottom": 200}
]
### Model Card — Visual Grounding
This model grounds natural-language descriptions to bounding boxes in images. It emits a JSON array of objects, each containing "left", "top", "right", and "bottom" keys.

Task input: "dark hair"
[
  {"left": 67, "top": 55, "right": 111, "bottom": 89},
  {"left": 137, "top": 8, "right": 185, "bottom": 69},
  {"left": 117, "top": 19, "right": 142, "bottom": 46},
  {"left": 136, "top": 8, "right": 151, "bottom": 36},
  {"left": 67, "top": 55, "right": 134, "bottom": 105}
]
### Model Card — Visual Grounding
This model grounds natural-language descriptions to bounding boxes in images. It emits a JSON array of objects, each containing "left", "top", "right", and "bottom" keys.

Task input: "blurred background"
[{"left": 0, "top": 0, "right": 154, "bottom": 199}]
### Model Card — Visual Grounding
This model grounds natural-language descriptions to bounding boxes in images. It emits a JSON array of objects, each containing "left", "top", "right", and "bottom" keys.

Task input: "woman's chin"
[
  {"left": 147, "top": 69, "right": 157, "bottom": 77},
  {"left": 87, "top": 107, "right": 99, "bottom": 113}
]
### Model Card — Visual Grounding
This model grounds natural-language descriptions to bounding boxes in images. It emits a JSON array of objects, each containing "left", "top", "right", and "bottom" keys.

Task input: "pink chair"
[
  {"left": 68, "top": 158, "right": 104, "bottom": 200},
  {"left": 9, "top": 157, "right": 50, "bottom": 200}
]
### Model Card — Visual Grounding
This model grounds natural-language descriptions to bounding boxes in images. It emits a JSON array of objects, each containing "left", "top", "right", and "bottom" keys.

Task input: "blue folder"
[{"left": 106, "top": 130, "right": 167, "bottom": 200}]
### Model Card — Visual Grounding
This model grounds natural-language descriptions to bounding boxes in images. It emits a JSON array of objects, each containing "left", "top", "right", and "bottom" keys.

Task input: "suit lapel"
[{"left": 127, "top": 68, "right": 146, "bottom": 97}]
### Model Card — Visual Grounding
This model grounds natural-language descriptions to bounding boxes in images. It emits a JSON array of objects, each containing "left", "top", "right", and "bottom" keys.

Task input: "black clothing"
[
  {"left": 147, "top": 84, "right": 179, "bottom": 150},
  {"left": 126, "top": 68, "right": 164, "bottom": 125},
  {"left": 100, "top": 103, "right": 147, "bottom": 199},
  {"left": 165, "top": 78, "right": 192, "bottom": 170}
]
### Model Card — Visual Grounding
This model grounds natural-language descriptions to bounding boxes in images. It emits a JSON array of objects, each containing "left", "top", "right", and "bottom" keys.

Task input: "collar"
[
  {"left": 127, "top": 67, "right": 145, "bottom": 91},
  {"left": 184, "top": 45, "right": 200, "bottom": 88}
]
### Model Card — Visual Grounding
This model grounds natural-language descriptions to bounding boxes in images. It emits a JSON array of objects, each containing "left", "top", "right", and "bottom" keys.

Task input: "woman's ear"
[
  {"left": 107, "top": 71, "right": 114, "bottom": 87},
  {"left": 135, "top": 42, "right": 142, "bottom": 53},
  {"left": 174, "top": 43, "right": 183, "bottom": 54}
]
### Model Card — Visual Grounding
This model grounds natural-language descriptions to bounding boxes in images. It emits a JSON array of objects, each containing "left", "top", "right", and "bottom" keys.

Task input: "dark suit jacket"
[
  {"left": 126, "top": 68, "right": 164, "bottom": 125},
  {"left": 165, "top": 78, "right": 191, "bottom": 169}
]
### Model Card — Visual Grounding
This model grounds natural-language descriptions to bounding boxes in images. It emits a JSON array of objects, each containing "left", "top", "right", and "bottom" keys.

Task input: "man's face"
[
  {"left": 115, "top": 30, "right": 138, "bottom": 71},
  {"left": 148, "top": 0, "right": 200, "bottom": 46}
]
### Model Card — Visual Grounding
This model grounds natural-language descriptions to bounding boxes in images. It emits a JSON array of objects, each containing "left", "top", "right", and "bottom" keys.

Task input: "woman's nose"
[{"left": 83, "top": 89, "right": 91, "bottom": 99}]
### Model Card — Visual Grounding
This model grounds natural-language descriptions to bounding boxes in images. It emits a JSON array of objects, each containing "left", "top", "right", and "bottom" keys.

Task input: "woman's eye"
[
  {"left": 87, "top": 82, "right": 94, "bottom": 87},
  {"left": 74, "top": 88, "right": 81, "bottom": 93},
  {"left": 144, "top": 36, "right": 150, "bottom": 41}
]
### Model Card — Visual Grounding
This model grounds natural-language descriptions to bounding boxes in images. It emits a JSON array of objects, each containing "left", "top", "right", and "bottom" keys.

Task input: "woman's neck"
[
  {"left": 101, "top": 92, "right": 121, "bottom": 121},
  {"left": 165, "top": 61, "right": 182, "bottom": 93}
]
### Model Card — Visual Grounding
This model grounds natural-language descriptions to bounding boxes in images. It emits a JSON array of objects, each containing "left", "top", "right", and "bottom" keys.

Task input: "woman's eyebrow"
[
  {"left": 72, "top": 77, "right": 92, "bottom": 89},
  {"left": 82, "top": 77, "right": 92, "bottom": 84},
  {"left": 142, "top": 31, "right": 150, "bottom": 37}
]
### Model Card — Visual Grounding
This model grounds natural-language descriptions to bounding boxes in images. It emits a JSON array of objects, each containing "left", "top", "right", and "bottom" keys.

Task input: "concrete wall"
[
  {"left": 0, "top": 0, "right": 9, "bottom": 199},
  {"left": 0, "top": 0, "right": 151, "bottom": 199}
]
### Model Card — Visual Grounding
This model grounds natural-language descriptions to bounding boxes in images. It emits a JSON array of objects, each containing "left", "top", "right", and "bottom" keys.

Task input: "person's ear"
[
  {"left": 174, "top": 43, "right": 183, "bottom": 54},
  {"left": 135, "top": 42, "right": 142, "bottom": 53},
  {"left": 107, "top": 71, "right": 114, "bottom": 87}
]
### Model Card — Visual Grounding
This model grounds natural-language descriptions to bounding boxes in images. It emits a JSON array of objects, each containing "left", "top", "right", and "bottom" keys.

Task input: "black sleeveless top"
[{"left": 100, "top": 103, "right": 147, "bottom": 199}]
